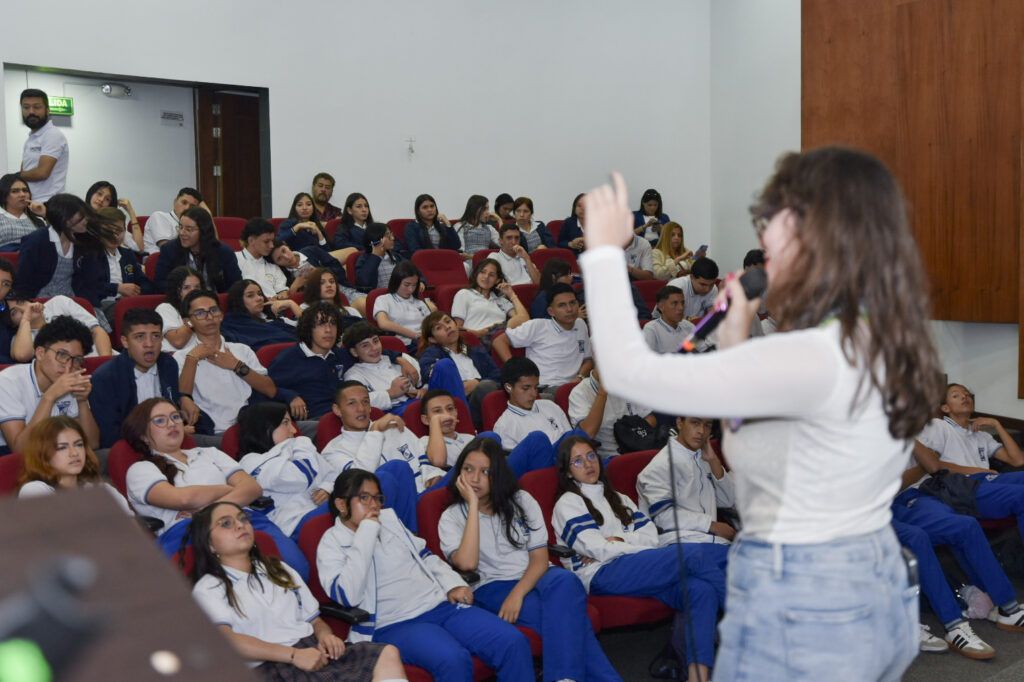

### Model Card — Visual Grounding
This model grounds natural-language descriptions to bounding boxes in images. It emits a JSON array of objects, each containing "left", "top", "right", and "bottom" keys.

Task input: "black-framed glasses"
[
  {"left": 355, "top": 492, "right": 385, "bottom": 506},
  {"left": 46, "top": 346, "right": 85, "bottom": 368},
  {"left": 189, "top": 306, "right": 222, "bottom": 320}
]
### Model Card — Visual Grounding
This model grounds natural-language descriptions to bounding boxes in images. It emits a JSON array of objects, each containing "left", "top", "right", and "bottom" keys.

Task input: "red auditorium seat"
[
  {"left": 412, "top": 250, "right": 468, "bottom": 287},
  {"left": 531, "top": 247, "right": 578, "bottom": 273},
  {"left": 345, "top": 251, "right": 360, "bottom": 286},
  {"left": 365, "top": 288, "right": 388, "bottom": 320},
  {"left": 256, "top": 342, "right": 294, "bottom": 368},
  {"left": 400, "top": 396, "right": 475, "bottom": 439},
  {"left": 633, "top": 279, "right": 668, "bottom": 312},
  {"left": 518, "top": 467, "right": 673, "bottom": 630},
  {"left": 606, "top": 450, "right": 660, "bottom": 505},
  {"left": 83, "top": 356, "right": 113, "bottom": 375},
  {"left": 0, "top": 453, "right": 25, "bottom": 494},
  {"left": 269, "top": 218, "right": 286, "bottom": 229},
  {"left": 511, "top": 283, "right": 538, "bottom": 311},
  {"left": 378, "top": 335, "right": 408, "bottom": 354},
  {"left": 472, "top": 249, "right": 497, "bottom": 269},
  {"left": 386, "top": 218, "right": 413, "bottom": 243},
  {"left": 323, "top": 218, "right": 342, "bottom": 243},
  {"left": 553, "top": 380, "right": 579, "bottom": 415},
  {"left": 0, "top": 252, "right": 17, "bottom": 268},
  {"left": 213, "top": 216, "right": 246, "bottom": 242},
  {"left": 431, "top": 284, "right": 462, "bottom": 314},
  {"left": 219, "top": 423, "right": 242, "bottom": 460},
  {"left": 113, "top": 294, "right": 165, "bottom": 348},
  {"left": 137, "top": 215, "right": 149, "bottom": 230},
  {"left": 489, "top": 330, "right": 524, "bottom": 367},
  {"left": 108, "top": 435, "right": 197, "bottom": 497},
  {"left": 481, "top": 391, "right": 509, "bottom": 432},
  {"left": 144, "top": 253, "right": 160, "bottom": 280},
  {"left": 315, "top": 409, "right": 385, "bottom": 450},
  {"left": 545, "top": 219, "right": 564, "bottom": 243}
]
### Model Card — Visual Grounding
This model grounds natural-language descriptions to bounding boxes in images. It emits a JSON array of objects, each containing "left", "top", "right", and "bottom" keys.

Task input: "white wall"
[
  {"left": 933, "top": 322, "right": 1023, "bottom": 418},
  {"left": 0, "top": 0, "right": 713, "bottom": 239},
  {"left": 3, "top": 67, "right": 196, "bottom": 215}
]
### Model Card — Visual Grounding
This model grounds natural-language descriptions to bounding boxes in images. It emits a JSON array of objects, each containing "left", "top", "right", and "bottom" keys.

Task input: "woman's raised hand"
[{"left": 584, "top": 172, "right": 634, "bottom": 251}]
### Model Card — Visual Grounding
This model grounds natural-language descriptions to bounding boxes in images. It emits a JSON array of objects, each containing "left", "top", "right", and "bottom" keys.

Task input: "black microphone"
[{"left": 678, "top": 267, "right": 767, "bottom": 353}]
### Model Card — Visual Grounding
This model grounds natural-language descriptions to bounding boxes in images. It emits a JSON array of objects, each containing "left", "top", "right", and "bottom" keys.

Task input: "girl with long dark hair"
[
  {"left": 552, "top": 436, "right": 725, "bottom": 682},
  {"left": 510, "top": 197, "right": 554, "bottom": 252},
  {"left": 450, "top": 258, "right": 528, "bottom": 361},
  {"left": 86, "top": 180, "right": 143, "bottom": 252},
  {"left": 154, "top": 206, "right": 242, "bottom": 293},
  {"left": 440, "top": 438, "right": 620, "bottom": 682},
  {"left": 330, "top": 192, "right": 374, "bottom": 254},
  {"left": 556, "top": 193, "right": 587, "bottom": 253},
  {"left": 454, "top": 195, "right": 499, "bottom": 256},
  {"left": 278, "top": 192, "right": 329, "bottom": 252},
  {"left": 188, "top": 501, "right": 406, "bottom": 681},
  {"left": 580, "top": 151, "right": 945, "bottom": 680},
  {"left": 222, "top": 279, "right": 300, "bottom": 350},
  {"left": 355, "top": 223, "right": 405, "bottom": 291},
  {"left": 0, "top": 173, "right": 45, "bottom": 251},
  {"left": 404, "top": 194, "right": 461, "bottom": 254},
  {"left": 372, "top": 262, "right": 435, "bottom": 350},
  {"left": 157, "top": 266, "right": 201, "bottom": 351},
  {"left": 301, "top": 266, "right": 366, "bottom": 318}
]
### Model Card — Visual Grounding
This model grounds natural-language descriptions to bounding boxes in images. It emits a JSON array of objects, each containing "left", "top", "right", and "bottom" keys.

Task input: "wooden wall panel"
[{"left": 803, "top": 0, "right": 1021, "bottom": 323}]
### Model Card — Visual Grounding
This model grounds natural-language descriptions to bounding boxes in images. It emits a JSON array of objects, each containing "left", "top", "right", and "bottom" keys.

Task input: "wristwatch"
[{"left": 234, "top": 362, "right": 250, "bottom": 377}]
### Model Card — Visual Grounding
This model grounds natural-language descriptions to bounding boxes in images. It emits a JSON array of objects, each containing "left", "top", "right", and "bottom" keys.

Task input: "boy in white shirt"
[
  {"left": 236, "top": 218, "right": 289, "bottom": 299},
  {"left": 143, "top": 187, "right": 204, "bottom": 253},
  {"left": 642, "top": 285, "right": 695, "bottom": 354},
  {"left": 322, "top": 380, "right": 444, "bottom": 530},
  {"left": 342, "top": 322, "right": 422, "bottom": 414},
  {"left": 493, "top": 357, "right": 573, "bottom": 449},
  {"left": 419, "top": 389, "right": 475, "bottom": 469},
  {"left": 668, "top": 257, "right": 719, "bottom": 323},
  {"left": 492, "top": 224, "right": 539, "bottom": 285},
  {"left": 7, "top": 295, "right": 113, "bottom": 360},
  {"left": 505, "top": 283, "right": 593, "bottom": 392},
  {"left": 569, "top": 369, "right": 655, "bottom": 461},
  {"left": 623, "top": 233, "right": 655, "bottom": 280},
  {"left": 637, "top": 416, "right": 736, "bottom": 545}
]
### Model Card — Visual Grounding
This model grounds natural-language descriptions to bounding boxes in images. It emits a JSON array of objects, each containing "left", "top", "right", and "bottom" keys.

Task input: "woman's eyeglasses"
[
  {"left": 150, "top": 413, "right": 184, "bottom": 428},
  {"left": 569, "top": 451, "right": 599, "bottom": 468}
]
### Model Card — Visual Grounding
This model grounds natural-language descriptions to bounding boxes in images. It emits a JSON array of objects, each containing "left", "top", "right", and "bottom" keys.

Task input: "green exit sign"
[{"left": 48, "top": 96, "right": 74, "bottom": 116}]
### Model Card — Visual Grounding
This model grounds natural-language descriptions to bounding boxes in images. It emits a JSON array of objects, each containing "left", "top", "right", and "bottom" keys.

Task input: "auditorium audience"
[
  {"left": 311, "top": 172, "right": 342, "bottom": 223},
  {"left": 667, "top": 257, "right": 719, "bottom": 323},
  {"left": 300, "top": 265, "right": 365, "bottom": 318},
  {"left": 506, "top": 282, "right": 593, "bottom": 390},
  {"left": 0, "top": 173, "right": 45, "bottom": 251},
  {"left": 529, "top": 259, "right": 574, "bottom": 320},
  {"left": 156, "top": 266, "right": 201, "bottom": 352},
  {"left": 0, "top": 315, "right": 100, "bottom": 453},
  {"left": 372, "top": 262, "right": 436, "bottom": 350},
  {"left": 493, "top": 192, "right": 515, "bottom": 225},
  {"left": 188, "top": 501, "right": 405, "bottom": 680},
  {"left": 17, "top": 415, "right": 131, "bottom": 512},
  {"left": 651, "top": 222, "right": 693, "bottom": 280},
  {"left": 623, "top": 231, "right": 655, "bottom": 281},
  {"left": 143, "top": 187, "right": 206, "bottom": 254},
  {"left": 569, "top": 368, "right": 655, "bottom": 461},
  {"left": 511, "top": 196, "right": 554, "bottom": 252},
  {"left": 439, "top": 438, "right": 621, "bottom": 682},
  {"left": 633, "top": 188, "right": 671, "bottom": 243},
  {"left": 492, "top": 358, "right": 571, "bottom": 449},
  {"left": 492, "top": 224, "right": 540, "bottom": 286},
  {"left": 404, "top": 193, "right": 461, "bottom": 255},
  {"left": 90, "top": 308, "right": 200, "bottom": 448},
  {"left": 221, "top": 279, "right": 299, "bottom": 350},
  {"left": 316, "top": 468, "right": 533, "bottom": 680},
  {"left": 356, "top": 223, "right": 406, "bottom": 291},
  {"left": 418, "top": 389, "right": 475, "bottom": 468},
  {"left": 86, "top": 180, "right": 143, "bottom": 252},
  {"left": 96, "top": 206, "right": 151, "bottom": 320},
  {"left": 154, "top": 207, "right": 241, "bottom": 294},
  {"left": 455, "top": 195, "right": 500, "bottom": 255}
]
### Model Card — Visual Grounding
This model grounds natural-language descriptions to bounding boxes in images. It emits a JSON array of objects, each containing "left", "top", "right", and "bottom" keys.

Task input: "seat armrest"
[{"left": 321, "top": 602, "right": 370, "bottom": 624}]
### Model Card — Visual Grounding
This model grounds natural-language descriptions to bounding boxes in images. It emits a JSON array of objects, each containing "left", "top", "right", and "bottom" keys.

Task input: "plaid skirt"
[{"left": 256, "top": 635, "right": 385, "bottom": 681}]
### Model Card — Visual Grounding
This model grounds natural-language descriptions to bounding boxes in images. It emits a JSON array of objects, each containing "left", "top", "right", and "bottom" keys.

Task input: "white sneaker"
[
  {"left": 919, "top": 624, "right": 948, "bottom": 653},
  {"left": 945, "top": 622, "right": 996, "bottom": 660},
  {"left": 988, "top": 606, "right": 1024, "bottom": 632}
]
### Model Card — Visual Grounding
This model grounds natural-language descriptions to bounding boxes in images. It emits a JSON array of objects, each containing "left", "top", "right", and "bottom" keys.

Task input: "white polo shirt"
[
  {"left": 19, "top": 480, "right": 133, "bottom": 514},
  {"left": 134, "top": 364, "right": 161, "bottom": 402},
  {"left": 918, "top": 417, "right": 1003, "bottom": 469},
  {"left": 172, "top": 336, "right": 268, "bottom": 433},
  {"left": 439, "top": 490, "right": 549, "bottom": 588},
  {"left": 125, "top": 446, "right": 242, "bottom": 534},
  {"left": 22, "top": 120, "right": 68, "bottom": 202},
  {"left": 193, "top": 562, "right": 318, "bottom": 666},
  {"left": 343, "top": 356, "right": 414, "bottom": 411},
  {"left": 568, "top": 377, "right": 652, "bottom": 460},
  {"left": 642, "top": 317, "right": 695, "bottom": 354},
  {"left": 0, "top": 361, "right": 79, "bottom": 448},
  {"left": 419, "top": 431, "right": 475, "bottom": 468},
  {"left": 667, "top": 275, "right": 718, "bottom": 319},
  {"left": 505, "top": 318, "right": 591, "bottom": 387},
  {"left": 143, "top": 210, "right": 179, "bottom": 254},
  {"left": 493, "top": 250, "right": 532, "bottom": 285},
  {"left": 493, "top": 399, "right": 571, "bottom": 449},
  {"left": 374, "top": 293, "right": 431, "bottom": 346},
  {"left": 237, "top": 248, "right": 288, "bottom": 298},
  {"left": 624, "top": 236, "right": 654, "bottom": 273},
  {"left": 451, "top": 289, "right": 513, "bottom": 330},
  {"left": 156, "top": 302, "right": 187, "bottom": 353},
  {"left": 39, "top": 295, "right": 100, "bottom": 331}
]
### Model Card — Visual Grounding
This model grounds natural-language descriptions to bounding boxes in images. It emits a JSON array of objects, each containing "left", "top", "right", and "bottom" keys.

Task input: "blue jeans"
[{"left": 714, "top": 527, "right": 917, "bottom": 682}]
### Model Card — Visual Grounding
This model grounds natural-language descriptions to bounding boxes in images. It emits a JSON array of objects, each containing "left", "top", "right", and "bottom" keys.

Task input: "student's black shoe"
[{"left": 648, "top": 642, "right": 683, "bottom": 680}]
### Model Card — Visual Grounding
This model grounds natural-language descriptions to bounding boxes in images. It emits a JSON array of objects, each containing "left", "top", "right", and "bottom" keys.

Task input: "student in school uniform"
[
  {"left": 142, "top": 187, "right": 205, "bottom": 254},
  {"left": 276, "top": 191, "right": 332, "bottom": 253},
  {"left": 454, "top": 195, "right": 500, "bottom": 256},
  {"left": 439, "top": 437, "right": 622, "bottom": 682},
  {"left": 372, "top": 262, "right": 436, "bottom": 352},
  {"left": 553, "top": 435, "right": 727, "bottom": 682},
  {"left": 342, "top": 322, "right": 422, "bottom": 415},
  {"left": 356, "top": 223, "right": 407, "bottom": 292},
  {"left": 557, "top": 193, "right": 587, "bottom": 254},
  {"left": 637, "top": 416, "right": 737, "bottom": 545},
  {"left": 90, "top": 308, "right": 204, "bottom": 449},
  {"left": 122, "top": 397, "right": 308, "bottom": 579},
  {"left": 236, "top": 218, "right": 292, "bottom": 300},
  {"left": 17, "top": 415, "right": 131, "bottom": 513},
  {"left": 236, "top": 402, "right": 337, "bottom": 543},
  {"left": 417, "top": 311, "right": 501, "bottom": 426},
  {"left": 492, "top": 358, "right": 573, "bottom": 450},
  {"left": 0, "top": 315, "right": 100, "bottom": 454},
  {"left": 404, "top": 193, "right": 462, "bottom": 255},
  {"left": 450, "top": 258, "right": 528, "bottom": 362},
  {"left": 505, "top": 283, "right": 593, "bottom": 393},
  {"left": 330, "top": 193, "right": 374, "bottom": 256},
  {"left": 320, "top": 381, "right": 444, "bottom": 531},
  {"left": 5, "top": 294, "right": 113, "bottom": 361},
  {"left": 667, "top": 257, "right": 719, "bottom": 324},
  {"left": 316, "top": 468, "right": 534, "bottom": 682},
  {"left": 510, "top": 197, "right": 554, "bottom": 253},
  {"left": 642, "top": 285, "right": 695, "bottom": 354},
  {"left": 491, "top": 224, "right": 540, "bottom": 286},
  {"left": 187, "top": 501, "right": 406, "bottom": 682},
  {"left": 220, "top": 279, "right": 300, "bottom": 351},
  {"left": 569, "top": 369, "right": 656, "bottom": 461},
  {"left": 300, "top": 266, "right": 367, "bottom": 319},
  {"left": 96, "top": 207, "right": 153, "bottom": 322},
  {"left": 156, "top": 266, "right": 202, "bottom": 352},
  {"left": 633, "top": 188, "right": 671, "bottom": 244},
  {"left": 154, "top": 207, "right": 242, "bottom": 294}
]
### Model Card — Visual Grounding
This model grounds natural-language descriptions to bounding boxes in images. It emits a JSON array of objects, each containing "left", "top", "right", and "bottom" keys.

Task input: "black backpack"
[{"left": 613, "top": 415, "right": 670, "bottom": 453}]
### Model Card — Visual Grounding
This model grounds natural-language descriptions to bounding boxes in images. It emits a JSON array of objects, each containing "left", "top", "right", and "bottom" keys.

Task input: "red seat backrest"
[
  {"left": 297, "top": 513, "right": 338, "bottom": 607},
  {"left": 83, "top": 356, "right": 113, "bottom": 375},
  {"left": 213, "top": 216, "right": 246, "bottom": 241},
  {"left": 545, "top": 220, "right": 564, "bottom": 243},
  {"left": 481, "top": 391, "right": 509, "bottom": 431},
  {"left": 532, "top": 247, "right": 578, "bottom": 273},
  {"left": 323, "top": 218, "right": 341, "bottom": 243},
  {"left": 606, "top": 450, "right": 660, "bottom": 505},
  {"left": 345, "top": 252, "right": 359, "bottom": 286},
  {"left": 411, "top": 250, "right": 468, "bottom": 287},
  {"left": 0, "top": 252, "right": 18, "bottom": 269},
  {"left": 269, "top": 218, "right": 286, "bottom": 229},
  {"left": 256, "top": 342, "right": 295, "bottom": 369},
  {"left": 518, "top": 467, "right": 560, "bottom": 548},
  {"left": 0, "top": 453, "right": 25, "bottom": 495},
  {"left": 174, "top": 529, "right": 279, "bottom": 577},
  {"left": 113, "top": 294, "right": 165, "bottom": 347},
  {"left": 432, "top": 284, "right": 463, "bottom": 314},
  {"left": 378, "top": 335, "right": 407, "bottom": 354},
  {"left": 416, "top": 486, "right": 456, "bottom": 557},
  {"left": 386, "top": 219, "right": 413, "bottom": 243},
  {"left": 401, "top": 397, "right": 475, "bottom": 438},
  {"left": 108, "top": 436, "right": 197, "bottom": 497},
  {"left": 137, "top": 215, "right": 149, "bottom": 231},
  {"left": 633, "top": 279, "right": 668, "bottom": 313},
  {"left": 365, "top": 288, "right": 388, "bottom": 320},
  {"left": 220, "top": 423, "right": 242, "bottom": 460},
  {"left": 472, "top": 249, "right": 497, "bottom": 269},
  {"left": 511, "top": 284, "right": 538, "bottom": 311},
  {"left": 553, "top": 380, "right": 579, "bottom": 415},
  {"left": 144, "top": 253, "right": 160, "bottom": 280},
  {"left": 489, "top": 330, "right": 524, "bottom": 367}
]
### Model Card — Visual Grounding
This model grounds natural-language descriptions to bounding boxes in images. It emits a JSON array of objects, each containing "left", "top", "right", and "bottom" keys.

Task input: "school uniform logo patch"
[
  {"left": 55, "top": 400, "right": 72, "bottom": 416},
  {"left": 577, "top": 341, "right": 586, "bottom": 353},
  {"left": 397, "top": 444, "right": 414, "bottom": 461},
  {"left": 334, "top": 365, "right": 346, "bottom": 381}
]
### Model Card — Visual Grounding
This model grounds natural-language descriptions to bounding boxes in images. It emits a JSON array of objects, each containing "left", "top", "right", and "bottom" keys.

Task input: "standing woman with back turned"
[{"left": 580, "top": 148, "right": 943, "bottom": 682}]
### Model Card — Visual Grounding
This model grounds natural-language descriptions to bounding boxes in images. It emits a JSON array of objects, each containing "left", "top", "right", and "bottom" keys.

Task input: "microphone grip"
[{"left": 679, "top": 268, "right": 768, "bottom": 352}]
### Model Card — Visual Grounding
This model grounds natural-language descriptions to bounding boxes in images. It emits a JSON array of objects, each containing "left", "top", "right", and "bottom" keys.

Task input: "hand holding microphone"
[{"left": 679, "top": 268, "right": 767, "bottom": 353}]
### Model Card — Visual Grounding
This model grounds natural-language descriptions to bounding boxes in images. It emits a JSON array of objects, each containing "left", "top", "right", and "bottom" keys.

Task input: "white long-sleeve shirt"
[
  {"left": 581, "top": 246, "right": 910, "bottom": 544},
  {"left": 637, "top": 440, "right": 735, "bottom": 545},
  {"left": 551, "top": 482, "right": 658, "bottom": 590},
  {"left": 321, "top": 427, "right": 445, "bottom": 493},
  {"left": 238, "top": 436, "right": 336, "bottom": 535}
]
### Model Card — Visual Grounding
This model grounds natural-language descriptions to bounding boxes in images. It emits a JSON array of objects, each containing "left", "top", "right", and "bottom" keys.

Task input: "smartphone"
[{"left": 695, "top": 244, "right": 709, "bottom": 258}]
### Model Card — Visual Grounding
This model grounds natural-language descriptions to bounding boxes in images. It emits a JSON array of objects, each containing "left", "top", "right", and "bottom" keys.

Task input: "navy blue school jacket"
[
  {"left": 154, "top": 239, "right": 242, "bottom": 294},
  {"left": 15, "top": 228, "right": 109, "bottom": 305}
]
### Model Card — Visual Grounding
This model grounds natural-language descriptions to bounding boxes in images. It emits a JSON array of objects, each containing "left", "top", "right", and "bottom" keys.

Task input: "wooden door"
[{"left": 195, "top": 88, "right": 264, "bottom": 218}]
